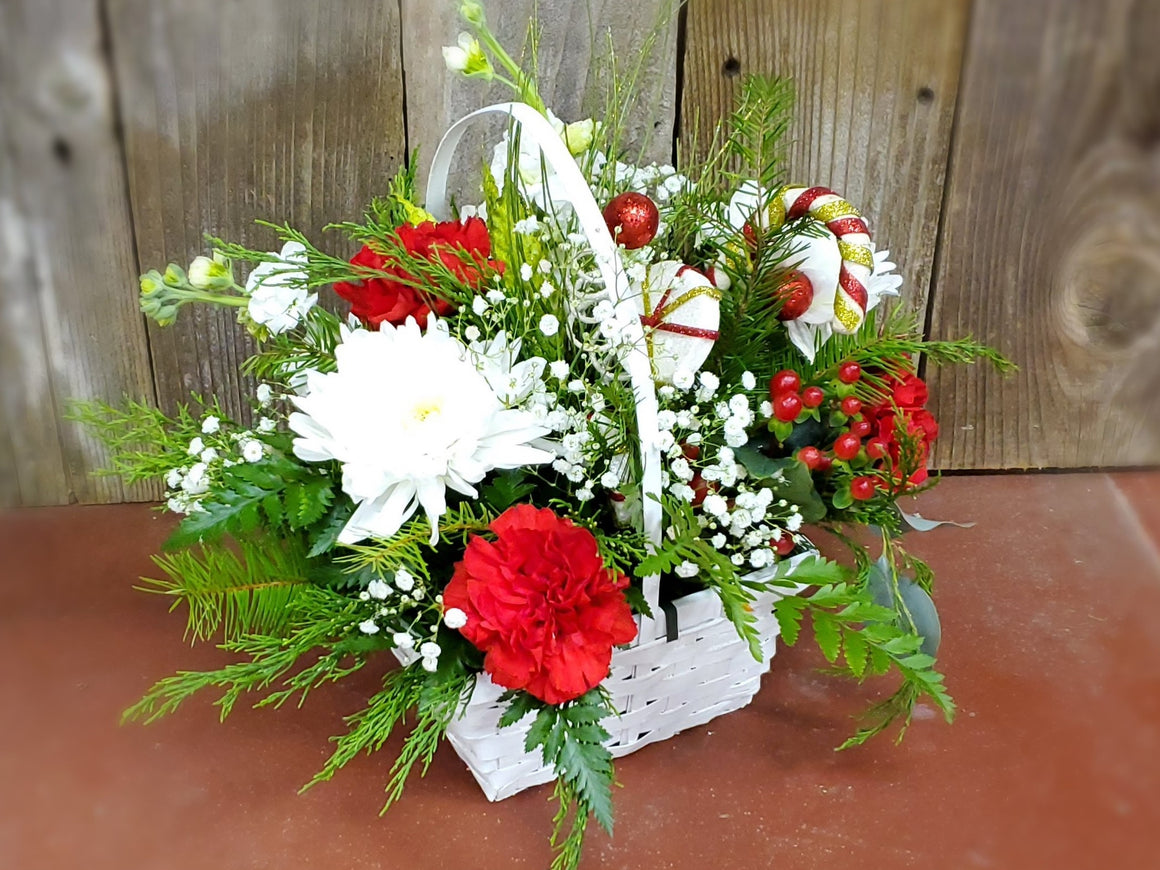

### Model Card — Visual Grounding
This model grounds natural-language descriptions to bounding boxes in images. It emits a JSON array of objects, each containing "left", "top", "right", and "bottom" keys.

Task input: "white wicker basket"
[{"left": 417, "top": 103, "right": 805, "bottom": 802}]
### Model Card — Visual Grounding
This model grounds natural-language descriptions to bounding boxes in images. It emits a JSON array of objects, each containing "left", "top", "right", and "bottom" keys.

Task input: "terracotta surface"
[{"left": 2, "top": 474, "right": 1159, "bottom": 870}]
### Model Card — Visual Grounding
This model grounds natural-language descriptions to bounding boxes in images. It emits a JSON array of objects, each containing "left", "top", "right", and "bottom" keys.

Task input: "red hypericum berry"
[
  {"left": 816, "top": 454, "right": 834, "bottom": 473},
  {"left": 770, "top": 369, "right": 802, "bottom": 397},
  {"left": 833, "top": 432, "right": 861, "bottom": 461},
  {"left": 838, "top": 361, "right": 862, "bottom": 384},
  {"left": 681, "top": 442, "right": 701, "bottom": 462},
  {"left": 690, "top": 474, "right": 709, "bottom": 506},
  {"left": 772, "top": 534, "right": 796, "bottom": 556},
  {"left": 840, "top": 396, "right": 862, "bottom": 416},
  {"left": 797, "top": 446, "right": 823, "bottom": 469},
  {"left": 851, "top": 418, "right": 873, "bottom": 438},
  {"left": 851, "top": 476, "right": 877, "bottom": 501},
  {"left": 802, "top": 385, "right": 825, "bottom": 408},
  {"left": 774, "top": 392, "right": 803, "bottom": 423},
  {"left": 866, "top": 438, "right": 888, "bottom": 460}
]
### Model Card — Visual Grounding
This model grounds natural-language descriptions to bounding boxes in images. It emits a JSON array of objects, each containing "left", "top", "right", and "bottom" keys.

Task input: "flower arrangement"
[{"left": 76, "top": 4, "right": 1011, "bottom": 867}]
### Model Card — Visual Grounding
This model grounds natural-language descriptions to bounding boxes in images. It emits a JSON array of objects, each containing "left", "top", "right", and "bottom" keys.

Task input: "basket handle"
[{"left": 426, "top": 102, "right": 666, "bottom": 643}]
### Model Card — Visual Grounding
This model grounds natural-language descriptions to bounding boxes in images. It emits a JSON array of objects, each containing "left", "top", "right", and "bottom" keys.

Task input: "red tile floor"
[{"left": 1, "top": 473, "right": 1158, "bottom": 869}]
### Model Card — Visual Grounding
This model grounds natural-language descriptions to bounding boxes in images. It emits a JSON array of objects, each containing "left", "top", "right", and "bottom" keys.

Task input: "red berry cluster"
[{"left": 770, "top": 360, "right": 878, "bottom": 501}]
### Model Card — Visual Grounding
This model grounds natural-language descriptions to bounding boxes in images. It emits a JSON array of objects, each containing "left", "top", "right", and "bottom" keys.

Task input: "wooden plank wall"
[
  {"left": 0, "top": 0, "right": 159, "bottom": 505},
  {"left": 2, "top": 0, "right": 1157, "bottom": 506},
  {"left": 925, "top": 0, "right": 1160, "bottom": 469},
  {"left": 105, "top": 0, "right": 408, "bottom": 427}
]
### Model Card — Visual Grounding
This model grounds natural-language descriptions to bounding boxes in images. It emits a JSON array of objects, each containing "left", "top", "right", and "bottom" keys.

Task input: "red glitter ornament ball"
[
  {"left": 602, "top": 192, "right": 660, "bottom": 249},
  {"left": 776, "top": 270, "right": 815, "bottom": 321}
]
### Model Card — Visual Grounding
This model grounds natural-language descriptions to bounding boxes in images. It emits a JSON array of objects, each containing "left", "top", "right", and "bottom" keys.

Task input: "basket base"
[{"left": 411, "top": 558, "right": 807, "bottom": 802}]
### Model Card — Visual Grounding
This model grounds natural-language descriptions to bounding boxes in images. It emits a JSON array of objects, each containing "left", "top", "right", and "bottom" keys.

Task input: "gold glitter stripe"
[
  {"left": 654, "top": 284, "right": 722, "bottom": 322},
  {"left": 837, "top": 240, "right": 874, "bottom": 269},
  {"left": 833, "top": 293, "right": 863, "bottom": 332},
  {"left": 812, "top": 198, "right": 860, "bottom": 224},
  {"left": 766, "top": 191, "right": 787, "bottom": 230}
]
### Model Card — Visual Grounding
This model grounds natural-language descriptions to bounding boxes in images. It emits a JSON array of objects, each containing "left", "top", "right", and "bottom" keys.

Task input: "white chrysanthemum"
[{"left": 289, "top": 320, "right": 553, "bottom": 545}]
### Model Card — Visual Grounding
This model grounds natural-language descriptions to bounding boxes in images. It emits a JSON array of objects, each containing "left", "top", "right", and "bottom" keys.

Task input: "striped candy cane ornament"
[{"left": 771, "top": 186, "right": 875, "bottom": 334}]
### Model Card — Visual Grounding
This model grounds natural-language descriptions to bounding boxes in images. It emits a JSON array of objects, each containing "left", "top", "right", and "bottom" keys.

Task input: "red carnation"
[
  {"left": 442, "top": 504, "right": 638, "bottom": 705},
  {"left": 333, "top": 217, "right": 498, "bottom": 329},
  {"left": 864, "top": 373, "right": 940, "bottom": 489}
]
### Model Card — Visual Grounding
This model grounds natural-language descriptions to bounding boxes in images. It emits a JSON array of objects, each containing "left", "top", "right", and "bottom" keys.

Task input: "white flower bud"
[{"left": 443, "top": 607, "right": 468, "bottom": 630}]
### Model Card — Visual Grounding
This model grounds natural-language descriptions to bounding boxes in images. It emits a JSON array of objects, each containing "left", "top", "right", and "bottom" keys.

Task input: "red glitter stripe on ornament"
[
  {"left": 838, "top": 265, "right": 869, "bottom": 310},
  {"left": 827, "top": 216, "right": 870, "bottom": 238},
  {"left": 653, "top": 321, "right": 720, "bottom": 340},
  {"left": 786, "top": 186, "right": 833, "bottom": 220},
  {"left": 640, "top": 287, "right": 674, "bottom": 327}
]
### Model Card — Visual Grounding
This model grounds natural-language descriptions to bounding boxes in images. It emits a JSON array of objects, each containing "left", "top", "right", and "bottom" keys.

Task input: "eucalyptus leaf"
[
  {"left": 734, "top": 447, "right": 827, "bottom": 522},
  {"left": 898, "top": 508, "right": 976, "bottom": 533},
  {"left": 866, "top": 555, "right": 941, "bottom": 656}
]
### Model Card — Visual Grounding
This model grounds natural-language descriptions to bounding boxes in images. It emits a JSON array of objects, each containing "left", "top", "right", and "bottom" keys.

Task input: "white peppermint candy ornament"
[{"left": 629, "top": 260, "right": 721, "bottom": 384}]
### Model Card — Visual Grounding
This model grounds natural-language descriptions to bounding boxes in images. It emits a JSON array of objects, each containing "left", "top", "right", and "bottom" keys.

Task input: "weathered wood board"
[
  {"left": 401, "top": 0, "right": 680, "bottom": 195},
  {"left": 680, "top": 0, "right": 970, "bottom": 327},
  {"left": 105, "top": 0, "right": 408, "bottom": 425},
  {"left": 0, "top": 0, "right": 159, "bottom": 506},
  {"left": 926, "top": 0, "right": 1160, "bottom": 468}
]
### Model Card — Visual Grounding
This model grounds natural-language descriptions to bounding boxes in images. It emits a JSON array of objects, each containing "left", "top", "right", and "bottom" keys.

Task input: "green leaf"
[
  {"left": 285, "top": 477, "right": 334, "bottom": 530},
  {"left": 776, "top": 554, "right": 848, "bottom": 587},
  {"left": 307, "top": 501, "right": 356, "bottom": 558},
  {"left": 481, "top": 469, "right": 536, "bottom": 512},
  {"left": 773, "top": 596, "right": 806, "bottom": 645},
  {"left": 832, "top": 487, "right": 854, "bottom": 510},
  {"left": 843, "top": 629, "right": 868, "bottom": 677},
  {"left": 812, "top": 610, "right": 841, "bottom": 663},
  {"left": 560, "top": 733, "right": 614, "bottom": 835},
  {"left": 498, "top": 691, "right": 540, "bottom": 729}
]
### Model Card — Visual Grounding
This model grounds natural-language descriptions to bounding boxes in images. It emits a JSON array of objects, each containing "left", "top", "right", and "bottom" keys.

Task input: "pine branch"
[
  {"left": 721, "top": 76, "right": 795, "bottom": 191},
  {"left": 122, "top": 586, "right": 370, "bottom": 725},
  {"left": 303, "top": 666, "right": 428, "bottom": 792},
  {"left": 143, "top": 536, "right": 310, "bottom": 642},
  {"left": 338, "top": 502, "right": 496, "bottom": 583},
  {"left": 382, "top": 669, "right": 475, "bottom": 810}
]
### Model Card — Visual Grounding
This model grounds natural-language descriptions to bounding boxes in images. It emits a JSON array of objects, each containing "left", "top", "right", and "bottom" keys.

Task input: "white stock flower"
[
  {"left": 488, "top": 111, "right": 599, "bottom": 209},
  {"left": 289, "top": 320, "right": 552, "bottom": 545},
  {"left": 201, "top": 416, "right": 220, "bottom": 434},
  {"left": 181, "top": 462, "right": 209, "bottom": 495},
  {"left": 358, "top": 619, "right": 380, "bottom": 635},
  {"left": 256, "top": 384, "right": 274, "bottom": 406},
  {"left": 245, "top": 242, "right": 316, "bottom": 335},
  {"left": 187, "top": 437, "right": 204, "bottom": 456},
  {"left": 442, "top": 33, "right": 493, "bottom": 78}
]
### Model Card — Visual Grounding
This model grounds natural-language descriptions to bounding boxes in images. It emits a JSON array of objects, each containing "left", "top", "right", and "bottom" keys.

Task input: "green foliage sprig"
[
  {"left": 499, "top": 688, "right": 618, "bottom": 870},
  {"left": 123, "top": 585, "right": 377, "bottom": 724},
  {"left": 143, "top": 535, "right": 309, "bottom": 642}
]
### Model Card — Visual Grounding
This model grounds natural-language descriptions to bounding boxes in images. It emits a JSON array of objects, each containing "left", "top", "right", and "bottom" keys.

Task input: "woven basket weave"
[{"left": 416, "top": 103, "right": 804, "bottom": 802}]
